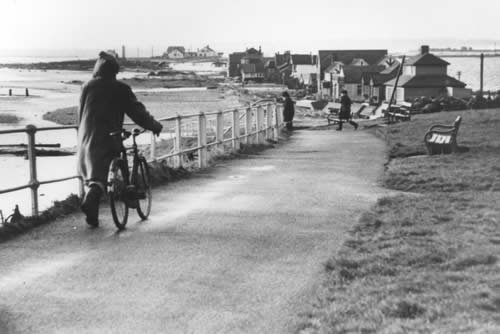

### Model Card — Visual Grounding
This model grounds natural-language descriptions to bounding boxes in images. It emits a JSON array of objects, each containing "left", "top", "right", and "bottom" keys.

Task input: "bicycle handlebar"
[{"left": 110, "top": 128, "right": 146, "bottom": 139}]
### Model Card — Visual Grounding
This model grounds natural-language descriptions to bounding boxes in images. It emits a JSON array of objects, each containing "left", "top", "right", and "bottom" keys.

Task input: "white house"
[
  {"left": 165, "top": 46, "right": 185, "bottom": 59},
  {"left": 197, "top": 45, "right": 218, "bottom": 58},
  {"left": 385, "top": 46, "right": 470, "bottom": 103}
]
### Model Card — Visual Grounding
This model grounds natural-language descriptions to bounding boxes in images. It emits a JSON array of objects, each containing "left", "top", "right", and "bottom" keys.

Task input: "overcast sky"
[{"left": 2, "top": 0, "right": 499, "bottom": 55}]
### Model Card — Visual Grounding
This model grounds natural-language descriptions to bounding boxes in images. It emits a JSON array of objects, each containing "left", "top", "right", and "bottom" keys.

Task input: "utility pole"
[{"left": 480, "top": 53, "right": 484, "bottom": 97}]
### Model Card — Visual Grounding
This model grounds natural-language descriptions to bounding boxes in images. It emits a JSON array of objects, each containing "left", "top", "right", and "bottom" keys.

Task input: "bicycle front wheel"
[
  {"left": 135, "top": 157, "right": 152, "bottom": 220},
  {"left": 108, "top": 158, "right": 129, "bottom": 229}
]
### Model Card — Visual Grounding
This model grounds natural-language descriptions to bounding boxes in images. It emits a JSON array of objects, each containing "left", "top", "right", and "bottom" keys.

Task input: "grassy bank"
[{"left": 298, "top": 109, "right": 500, "bottom": 333}]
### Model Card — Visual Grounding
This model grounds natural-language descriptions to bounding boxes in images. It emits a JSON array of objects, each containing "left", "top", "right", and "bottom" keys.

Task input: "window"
[{"left": 357, "top": 85, "right": 362, "bottom": 96}]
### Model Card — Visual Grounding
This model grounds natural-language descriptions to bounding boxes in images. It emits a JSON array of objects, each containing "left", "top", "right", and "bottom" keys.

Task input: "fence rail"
[{"left": 0, "top": 102, "right": 283, "bottom": 218}]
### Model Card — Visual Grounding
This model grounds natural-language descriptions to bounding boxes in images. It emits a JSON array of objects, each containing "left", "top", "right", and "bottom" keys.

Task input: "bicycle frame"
[{"left": 113, "top": 128, "right": 146, "bottom": 187}]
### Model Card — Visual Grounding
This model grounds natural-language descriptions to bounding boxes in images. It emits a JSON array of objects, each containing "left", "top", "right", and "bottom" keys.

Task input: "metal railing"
[
  {"left": 0, "top": 102, "right": 283, "bottom": 218},
  {"left": 0, "top": 124, "right": 83, "bottom": 216},
  {"left": 147, "top": 102, "right": 283, "bottom": 168}
]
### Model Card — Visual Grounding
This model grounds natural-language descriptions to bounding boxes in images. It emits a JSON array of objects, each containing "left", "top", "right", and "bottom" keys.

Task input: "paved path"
[{"left": 0, "top": 128, "right": 386, "bottom": 334}]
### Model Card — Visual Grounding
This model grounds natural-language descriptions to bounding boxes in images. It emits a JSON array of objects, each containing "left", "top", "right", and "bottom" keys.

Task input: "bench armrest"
[{"left": 429, "top": 125, "right": 455, "bottom": 132}]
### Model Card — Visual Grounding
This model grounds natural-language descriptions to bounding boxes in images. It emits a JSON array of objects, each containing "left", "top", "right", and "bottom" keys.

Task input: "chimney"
[{"left": 421, "top": 45, "right": 430, "bottom": 55}]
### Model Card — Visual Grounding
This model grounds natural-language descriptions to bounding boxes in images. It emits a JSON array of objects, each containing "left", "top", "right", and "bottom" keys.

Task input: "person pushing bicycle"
[{"left": 78, "top": 51, "right": 163, "bottom": 227}]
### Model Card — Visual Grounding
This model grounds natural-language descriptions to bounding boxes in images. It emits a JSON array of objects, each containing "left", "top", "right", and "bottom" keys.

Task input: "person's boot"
[
  {"left": 81, "top": 184, "right": 102, "bottom": 227},
  {"left": 336, "top": 122, "right": 343, "bottom": 131}
]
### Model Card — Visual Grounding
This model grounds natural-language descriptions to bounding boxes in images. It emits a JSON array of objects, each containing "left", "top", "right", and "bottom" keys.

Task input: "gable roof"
[
  {"left": 380, "top": 62, "right": 401, "bottom": 75},
  {"left": 318, "top": 49, "right": 388, "bottom": 72},
  {"left": 384, "top": 74, "right": 466, "bottom": 88},
  {"left": 405, "top": 53, "right": 450, "bottom": 66},
  {"left": 200, "top": 45, "right": 215, "bottom": 52},
  {"left": 167, "top": 46, "right": 185, "bottom": 54}
]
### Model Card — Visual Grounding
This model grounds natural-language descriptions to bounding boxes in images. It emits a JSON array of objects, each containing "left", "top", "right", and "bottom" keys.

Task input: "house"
[
  {"left": 228, "top": 47, "right": 265, "bottom": 82},
  {"left": 362, "top": 62, "right": 400, "bottom": 102},
  {"left": 385, "top": 46, "right": 470, "bottom": 103},
  {"left": 341, "top": 65, "right": 386, "bottom": 101},
  {"left": 317, "top": 49, "right": 388, "bottom": 99},
  {"left": 274, "top": 52, "right": 317, "bottom": 89},
  {"left": 197, "top": 45, "right": 219, "bottom": 58},
  {"left": 164, "top": 46, "right": 185, "bottom": 59},
  {"left": 185, "top": 51, "right": 198, "bottom": 58}
]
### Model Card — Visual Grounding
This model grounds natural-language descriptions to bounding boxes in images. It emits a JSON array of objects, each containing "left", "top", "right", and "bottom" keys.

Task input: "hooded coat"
[
  {"left": 77, "top": 52, "right": 162, "bottom": 185},
  {"left": 283, "top": 96, "right": 295, "bottom": 123},
  {"left": 339, "top": 94, "right": 352, "bottom": 120}
]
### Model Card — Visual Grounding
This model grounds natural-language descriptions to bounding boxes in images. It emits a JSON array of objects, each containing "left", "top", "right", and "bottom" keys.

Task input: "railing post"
[
  {"left": 26, "top": 125, "right": 39, "bottom": 216},
  {"left": 274, "top": 104, "right": 280, "bottom": 140},
  {"left": 198, "top": 113, "right": 207, "bottom": 168},
  {"left": 216, "top": 111, "right": 224, "bottom": 151},
  {"left": 245, "top": 107, "right": 252, "bottom": 145},
  {"left": 150, "top": 132, "right": 157, "bottom": 162},
  {"left": 266, "top": 103, "right": 273, "bottom": 140},
  {"left": 256, "top": 106, "right": 264, "bottom": 144},
  {"left": 232, "top": 109, "right": 240, "bottom": 150},
  {"left": 175, "top": 115, "right": 182, "bottom": 168}
]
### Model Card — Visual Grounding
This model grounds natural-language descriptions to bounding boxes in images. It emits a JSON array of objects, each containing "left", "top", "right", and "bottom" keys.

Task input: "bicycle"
[{"left": 107, "top": 128, "right": 152, "bottom": 230}]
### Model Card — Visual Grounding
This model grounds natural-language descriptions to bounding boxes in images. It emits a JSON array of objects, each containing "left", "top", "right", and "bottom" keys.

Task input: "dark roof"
[
  {"left": 385, "top": 75, "right": 466, "bottom": 88},
  {"left": 371, "top": 72, "right": 399, "bottom": 86},
  {"left": 405, "top": 53, "right": 450, "bottom": 66},
  {"left": 319, "top": 49, "right": 387, "bottom": 72},
  {"left": 291, "top": 54, "right": 317, "bottom": 65},
  {"left": 246, "top": 47, "right": 262, "bottom": 55},
  {"left": 343, "top": 65, "right": 385, "bottom": 84},
  {"left": 167, "top": 46, "right": 185, "bottom": 54}
]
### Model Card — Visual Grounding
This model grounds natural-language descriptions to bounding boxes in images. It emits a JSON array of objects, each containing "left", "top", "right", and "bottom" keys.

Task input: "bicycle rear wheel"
[
  {"left": 135, "top": 157, "right": 152, "bottom": 220},
  {"left": 108, "top": 158, "right": 129, "bottom": 229}
]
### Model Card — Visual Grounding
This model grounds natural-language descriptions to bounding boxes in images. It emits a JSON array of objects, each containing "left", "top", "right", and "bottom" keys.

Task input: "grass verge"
[{"left": 297, "top": 109, "right": 500, "bottom": 333}]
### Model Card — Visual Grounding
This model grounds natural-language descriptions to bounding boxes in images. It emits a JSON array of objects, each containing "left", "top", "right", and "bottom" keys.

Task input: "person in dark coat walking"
[
  {"left": 337, "top": 90, "right": 358, "bottom": 131},
  {"left": 77, "top": 51, "right": 163, "bottom": 227},
  {"left": 282, "top": 91, "right": 295, "bottom": 130}
]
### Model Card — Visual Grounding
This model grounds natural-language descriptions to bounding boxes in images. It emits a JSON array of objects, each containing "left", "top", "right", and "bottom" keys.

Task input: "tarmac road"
[{"left": 0, "top": 127, "right": 386, "bottom": 334}]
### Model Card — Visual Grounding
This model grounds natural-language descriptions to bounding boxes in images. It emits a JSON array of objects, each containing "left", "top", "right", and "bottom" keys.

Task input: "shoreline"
[{"left": 0, "top": 56, "right": 226, "bottom": 71}]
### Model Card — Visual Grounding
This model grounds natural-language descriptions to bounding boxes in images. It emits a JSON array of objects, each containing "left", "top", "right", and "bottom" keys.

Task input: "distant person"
[
  {"left": 282, "top": 91, "right": 295, "bottom": 130},
  {"left": 337, "top": 90, "right": 358, "bottom": 131},
  {"left": 78, "top": 51, "right": 163, "bottom": 227}
]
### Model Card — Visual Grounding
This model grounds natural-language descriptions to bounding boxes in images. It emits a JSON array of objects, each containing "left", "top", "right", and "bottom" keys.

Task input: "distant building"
[
  {"left": 164, "top": 46, "right": 186, "bottom": 59},
  {"left": 385, "top": 45, "right": 470, "bottom": 102},
  {"left": 275, "top": 52, "right": 317, "bottom": 89},
  {"left": 197, "top": 45, "right": 219, "bottom": 58},
  {"left": 317, "top": 49, "right": 388, "bottom": 99},
  {"left": 185, "top": 51, "right": 198, "bottom": 58},
  {"left": 228, "top": 47, "right": 265, "bottom": 82}
]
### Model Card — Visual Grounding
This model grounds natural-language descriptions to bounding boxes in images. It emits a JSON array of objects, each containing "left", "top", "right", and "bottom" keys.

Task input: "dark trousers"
[
  {"left": 285, "top": 121, "right": 293, "bottom": 130},
  {"left": 337, "top": 118, "right": 357, "bottom": 130}
]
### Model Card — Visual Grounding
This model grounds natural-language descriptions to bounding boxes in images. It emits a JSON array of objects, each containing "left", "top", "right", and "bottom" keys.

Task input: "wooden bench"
[
  {"left": 385, "top": 105, "right": 411, "bottom": 123},
  {"left": 327, "top": 108, "right": 340, "bottom": 125},
  {"left": 424, "top": 116, "right": 462, "bottom": 155}
]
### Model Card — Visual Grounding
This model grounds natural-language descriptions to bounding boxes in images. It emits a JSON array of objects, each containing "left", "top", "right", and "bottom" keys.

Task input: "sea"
[{"left": 0, "top": 53, "right": 499, "bottom": 217}]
